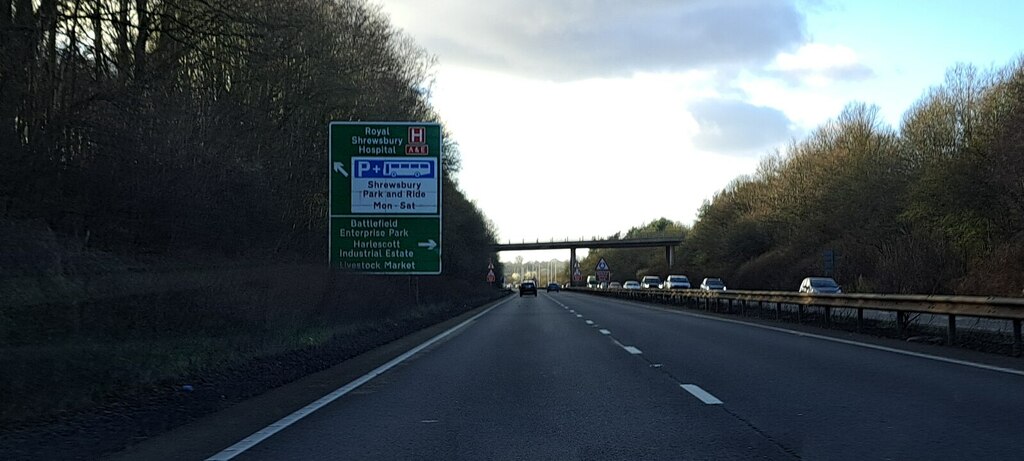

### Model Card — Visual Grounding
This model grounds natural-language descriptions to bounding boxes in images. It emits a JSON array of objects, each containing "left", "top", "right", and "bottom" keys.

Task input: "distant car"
[
  {"left": 623, "top": 281, "right": 641, "bottom": 290},
  {"left": 640, "top": 275, "right": 661, "bottom": 289},
  {"left": 799, "top": 277, "right": 842, "bottom": 294},
  {"left": 608, "top": 282, "right": 622, "bottom": 289},
  {"left": 519, "top": 281, "right": 538, "bottom": 297},
  {"left": 700, "top": 277, "right": 727, "bottom": 291},
  {"left": 599, "top": 282, "right": 608, "bottom": 289},
  {"left": 546, "top": 282, "right": 560, "bottom": 292},
  {"left": 662, "top": 275, "right": 691, "bottom": 290}
]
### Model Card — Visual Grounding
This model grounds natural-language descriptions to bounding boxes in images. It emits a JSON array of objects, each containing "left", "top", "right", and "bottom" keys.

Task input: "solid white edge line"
[
  {"left": 205, "top": 296, "right": 512, "bottom": 460},
  {"left": 612, "top": 297, "right": 1024, "bottom": 378},
  {"left": 680, "top": 384, "right": 723, "bottom": 405}
]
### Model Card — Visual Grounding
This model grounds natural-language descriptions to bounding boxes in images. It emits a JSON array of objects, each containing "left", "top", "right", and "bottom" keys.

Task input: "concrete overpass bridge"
[{"left": 493, "top": 235, "right": 684, "bottom": 285}]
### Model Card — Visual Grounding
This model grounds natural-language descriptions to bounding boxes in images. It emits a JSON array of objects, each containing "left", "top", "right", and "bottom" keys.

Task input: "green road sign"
[{"left": 329, "top": 122, "right": 442, "bottom": 274}]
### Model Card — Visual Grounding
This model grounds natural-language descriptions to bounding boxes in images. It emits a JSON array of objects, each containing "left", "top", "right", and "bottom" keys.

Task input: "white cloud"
[
  {"left": 768, "top": 43, "right": 874, "bottom": 86},
  {"left": 689, "top": 99, "right": 795, "bottom": 154},
  {"left": 382, "top": 0, "right": 807, "bottom": 81},
  {"left": 374, "top": 1, "right": 826, "bottom": 246}
]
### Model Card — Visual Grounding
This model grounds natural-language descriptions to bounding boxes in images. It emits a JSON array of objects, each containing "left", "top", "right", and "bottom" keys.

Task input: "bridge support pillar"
[
  {"left": 665, "top": 246, "right": 674, "bottom": 268},
  {"left": 569, "top": 247, "right": 578, "bottom": 286}
]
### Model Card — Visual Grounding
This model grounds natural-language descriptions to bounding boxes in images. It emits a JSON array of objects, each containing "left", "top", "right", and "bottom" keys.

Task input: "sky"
[{"left": 376, "top": 0, "right": 1024, "bottom": 263}]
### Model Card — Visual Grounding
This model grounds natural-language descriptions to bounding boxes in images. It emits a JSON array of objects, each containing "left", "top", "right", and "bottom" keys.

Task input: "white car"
[
  {"left": 640, "top": 275, "right": 661, "bottom": 289},
  {"left": 700, "top": 278, "right": 726, "bottom": 291},
  {"left": 623, "top": 281, "right": 641, "bottom": 290},
  {"left": 799, "top": 277, "right": 842, "bottom": 294},
  {"left": 662, "top": 275, "right": 691, "bottom": 289}
]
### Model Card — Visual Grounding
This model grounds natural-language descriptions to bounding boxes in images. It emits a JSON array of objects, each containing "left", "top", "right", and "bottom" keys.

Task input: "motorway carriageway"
[{"left": 205, "top": 291, "right": 1024, "bottom": 460}]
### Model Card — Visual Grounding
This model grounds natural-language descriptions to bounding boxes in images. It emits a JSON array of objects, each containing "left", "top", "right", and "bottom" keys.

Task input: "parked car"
[
  {"left": 608, "top": 282, "right": 622, "bottom": 289},
  {"left": 662, "top": 275, "right": 691, "bottom": 289},
  {"left": 799, "top": 277, "right": 842, "bottom": 294},
  {"left": 640, "top": 275, "right": 661, "bottom": 289},
  {"left": 519, "top": 281, "right": 538, "bottom": 297},
  {"left": 700, "top": 277, "right": 727, "bottom": 291},
  {"left": 546, "top": 282, "right": 560, "bottom": 292},
  {"left": 623, "top": 281, "right": 641, "bottom": 290}
]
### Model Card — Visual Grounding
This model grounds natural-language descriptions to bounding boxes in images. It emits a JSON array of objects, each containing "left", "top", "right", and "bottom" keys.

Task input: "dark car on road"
[
  {"left": 547, "top": 282, "right": 560, "bottom": 292},
  {"left": 519, "top": 281, "right": 538, "bottom": 297}
]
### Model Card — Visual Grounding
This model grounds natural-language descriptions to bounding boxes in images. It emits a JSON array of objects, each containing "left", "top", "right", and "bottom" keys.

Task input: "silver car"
[
  {"left": 640, "top": 275, "right": 662, "bottom": 289},
  {"left": 799, "top": 277, "right": 842, "bottom": 294},
  {"left": 700, "top": 278, "right": 727, "bottom": 291},
  {"left": 662, "top": 275, "right": 691, "bottom": 289}
]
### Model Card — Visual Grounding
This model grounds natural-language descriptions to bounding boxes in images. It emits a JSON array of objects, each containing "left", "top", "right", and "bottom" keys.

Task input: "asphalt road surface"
[{"left": 215, "top": 291, "right": 1024, "bottom": 460}]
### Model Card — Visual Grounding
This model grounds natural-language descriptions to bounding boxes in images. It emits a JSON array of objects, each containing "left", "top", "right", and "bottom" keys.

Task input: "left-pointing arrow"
[{"left": 333, "top": 162, "right": 349, "bottom": 177}]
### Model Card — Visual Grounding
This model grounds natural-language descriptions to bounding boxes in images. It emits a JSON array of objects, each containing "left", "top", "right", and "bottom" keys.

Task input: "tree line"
[
  {"left": 584, "top": 58, "right": 1024, "bottom": 296},
  {"left": 0, "top": 0, "right": 500, "bottom": 284}
]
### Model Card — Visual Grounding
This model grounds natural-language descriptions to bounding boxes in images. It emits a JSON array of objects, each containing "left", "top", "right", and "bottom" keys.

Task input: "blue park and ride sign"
[{"left": 329, "top": 122, "right": 442, "bottom": 274}]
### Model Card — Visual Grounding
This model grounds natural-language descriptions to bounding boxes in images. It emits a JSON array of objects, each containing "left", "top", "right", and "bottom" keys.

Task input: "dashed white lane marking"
[
  {"left": 205, "top": 296, "right": 512, "bottom": 460},
  {"left": 585, "top": 320, "right": 594, "bottom": 325},
  {"left": 599, "top": 329, "right": 611, "bottom": 335},
  {"left": 622, "top": 346, "right": 643, "bottom": 355},
  {"left": 569, "top": 309, "right": 575, "bottom": 313},
  {"left": 576, "top": 314, "right": 583, "bottom": 318},
  {"left": 680, "top": 384, "right": 723, "bottom": 405}
]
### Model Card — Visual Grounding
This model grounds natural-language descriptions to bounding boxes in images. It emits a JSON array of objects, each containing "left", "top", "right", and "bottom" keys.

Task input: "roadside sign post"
[{"left": 329, "top": 122, "right": 442, "bottom": 274}]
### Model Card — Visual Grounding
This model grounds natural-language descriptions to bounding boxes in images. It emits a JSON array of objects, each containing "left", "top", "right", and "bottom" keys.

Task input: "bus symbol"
[{"left": 384, "top": 161, "right": 432, "bottom": 178}]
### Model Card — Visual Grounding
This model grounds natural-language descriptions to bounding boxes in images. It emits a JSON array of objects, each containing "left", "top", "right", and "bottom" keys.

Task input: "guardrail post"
[
  {"left": 1014, "top": 320, "right": 1022, "bottom": 357},
  {"left": 946, "top": 314, "right": 956, "bottom": 346},
  {"left": 896, "top": 311, "right": 907, "bottom": 336},
  {"left": 775, "top": 302, "right": 781, "bottom": 320},
  {"left": 797, "top": 304, "right": 803, "bottom": 324},
  {"left": 824, "top": 306, "right": 831, "bottom": 328},
  {"left": 857, "top": 308, "right": 864, "bottom": 333}
]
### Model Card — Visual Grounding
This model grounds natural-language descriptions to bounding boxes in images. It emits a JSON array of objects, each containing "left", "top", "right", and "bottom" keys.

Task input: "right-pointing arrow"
[{"left": 417, "top": 239, "right": 437, "bottom": 250}]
